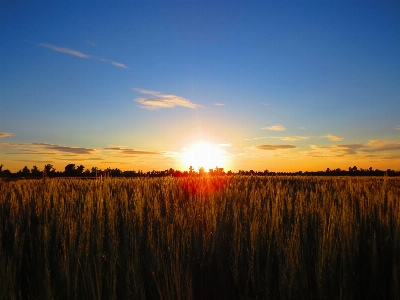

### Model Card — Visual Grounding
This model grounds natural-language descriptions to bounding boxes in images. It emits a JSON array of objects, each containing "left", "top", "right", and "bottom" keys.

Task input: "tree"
[
  {"left": 22, "top": 166, "right": 30, "bottom": 176},
  {"left": 64, "top": 164, "right": 76, "bottom": 176},
  {"left": 76, "top": 165, "right": 85, "bottom": 175},
  {"left": 31, "top": 165, "right": 41, "bottom": 176},
  {"left": 44, "top": 164, "right": 55, "bottom": 174},
  {"left": 91, "top": 167, "right": 98, "bottom": 175}
]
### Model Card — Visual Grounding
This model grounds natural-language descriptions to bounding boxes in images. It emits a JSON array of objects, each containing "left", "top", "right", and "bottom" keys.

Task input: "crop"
[{"left": 1, "top": 176, "right": 399, "bottom": 299}]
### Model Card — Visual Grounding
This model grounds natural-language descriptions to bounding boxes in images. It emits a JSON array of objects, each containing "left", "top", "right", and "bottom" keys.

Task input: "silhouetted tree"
[
  {"left": 64, "top": 164, "right": 76, "bottom": 176},
  {"left": 76, "top": 165, "right": 85, "bottom": 175},
  {"left": 0, "top": 165, "right": 11, "bottom": 177},
  {"left": 31, "top": 165, "right": 41, "bottom": 176},
  {"left": 22, "top": 166, "right": 30, "bottom": 176},
  {"left": 44, "top": 164, "right": 55, "bottom": 175}
]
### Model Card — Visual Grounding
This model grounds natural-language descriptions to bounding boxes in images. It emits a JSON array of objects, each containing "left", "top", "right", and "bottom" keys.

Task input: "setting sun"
[{"left": 182, "top": 143, "right": 226, "bottom": 171}]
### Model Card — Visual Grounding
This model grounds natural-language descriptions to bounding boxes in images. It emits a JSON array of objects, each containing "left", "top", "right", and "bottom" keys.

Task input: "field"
[{"left": 1, "top": 176, "right": 399, "bottom": 300}]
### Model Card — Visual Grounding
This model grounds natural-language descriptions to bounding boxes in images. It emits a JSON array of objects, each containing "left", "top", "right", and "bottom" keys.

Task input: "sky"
[{"left": 1, "top": 1, "right": 400, "bottom": 173}]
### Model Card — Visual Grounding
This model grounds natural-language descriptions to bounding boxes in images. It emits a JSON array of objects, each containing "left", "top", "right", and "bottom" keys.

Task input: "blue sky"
[{"left": 1, "top": 1, "right": 400, "bottom": 172}]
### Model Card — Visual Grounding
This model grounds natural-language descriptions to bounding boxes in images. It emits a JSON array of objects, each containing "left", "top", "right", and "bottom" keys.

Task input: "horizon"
[{"left": 1, "top": 1, "right": 400, "bottom": 173}]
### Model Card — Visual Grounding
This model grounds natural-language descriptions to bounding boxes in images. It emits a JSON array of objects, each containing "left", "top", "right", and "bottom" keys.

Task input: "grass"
[{"left": 1, "top": 176, "right": 399, "bottom": 299}]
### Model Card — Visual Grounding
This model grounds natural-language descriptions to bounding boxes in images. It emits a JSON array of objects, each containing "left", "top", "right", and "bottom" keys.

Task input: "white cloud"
[
  {"left": 39, "top": 43, "right": 129, "bottom": 69},
  {"left": 40, "top": 43, "right": 90, "bottom": 58},
  {"left": 134, "top": 88, "right": 201, "bottom": 110},
  {"left": 111, "top": 61, "right": 129, "bottom": 69},
  {"left": 261, "top": 124, "right": 286, "bottom": 131},
  {"left": 323, "top": 134, "right": 344, "bottom": 141},
  {"left": 214, "top": 103, "right": 225, "bottom": 106}
]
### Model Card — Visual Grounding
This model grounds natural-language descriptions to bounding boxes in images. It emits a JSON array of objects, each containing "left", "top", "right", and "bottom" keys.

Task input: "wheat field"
[{"left": 1, "top": 176, "right": 399, "bottom": 300}]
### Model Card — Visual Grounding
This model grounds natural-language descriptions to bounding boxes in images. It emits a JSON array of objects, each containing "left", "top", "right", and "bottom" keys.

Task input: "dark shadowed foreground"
[{"left": 1, "top": 177, "right": 399, "bottom": 300}]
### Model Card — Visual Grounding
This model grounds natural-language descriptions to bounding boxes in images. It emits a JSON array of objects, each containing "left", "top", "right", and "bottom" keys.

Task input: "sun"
[{"left": 182, "top": 143, "right": 226, "bottom": 171}]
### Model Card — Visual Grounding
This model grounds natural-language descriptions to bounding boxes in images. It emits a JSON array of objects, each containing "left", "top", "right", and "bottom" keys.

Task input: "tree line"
[{"left": 0, "top": 163, "right": 399, "bottom": 178}]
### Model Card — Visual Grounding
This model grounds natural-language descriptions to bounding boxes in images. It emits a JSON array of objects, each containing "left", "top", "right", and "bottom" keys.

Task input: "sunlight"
[{"left": 182, "top": 143, "right": 226, "bottom": 171}]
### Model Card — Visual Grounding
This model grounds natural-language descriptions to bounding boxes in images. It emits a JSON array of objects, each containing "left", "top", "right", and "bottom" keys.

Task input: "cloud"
[
  {"left": 39, "top": 43, "right": 129, "bottom": 69},
  {"left": 0, "top": 132, "right": 14, "bottom": 138},
  {"left": 245, "top": 136, "right": 269, "bottom": 141},
  {"left": 323, "top": 134, "right": 344, "bottom": 141},
  {"left": 310, "top": 144, "right": 364, "bottom": 155},
  {"left": 214, "top": 103, "right": 225, "bottom": 106},
  {"left": 396, "top": 125, "right": 400, "bottom": 130},
  {"left": 365, "top": 140, "right": 400, "bottom": 152},
  {"left": 255, "top": 145, "right": 297, "bottom": 150},
  {"left": 280, "top": 136, "right": 310, "bottom": 142},
  {"left": 134, "top": 88, "right": 201, "bottom": 109},
  {"left": 309, "top": 141, "right": 400, "bottom": 156},
  {"left": 111, "top": 61, "right": 129, "bottom": 69},
  {"left": 246, "top": 136, "right": 309, "bottom": 142},
  {"left": 261, "top": 124, "right": 286, "bottom": 131},
  {"left": 103, "top": 146, "right": 160, "bottom": 155},
  {"left": 40, "top": 43, "right": 90, "bottom": 58},
  {"left": 32, "top": 143, "right": 95, "bottom": 154},
  {"left": 4, "top": 152, "right": 56, "bottom": 155}
]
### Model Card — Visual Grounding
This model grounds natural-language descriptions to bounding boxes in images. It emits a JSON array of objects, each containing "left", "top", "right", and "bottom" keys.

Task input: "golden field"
[{"left": 1, "top": 176, "right": 399, "bottom": 300}]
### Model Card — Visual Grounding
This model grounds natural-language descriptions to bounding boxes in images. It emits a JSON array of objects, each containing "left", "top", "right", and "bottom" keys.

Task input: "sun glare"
[{"left": 182, "top": 143, "right": 226, "bottom": 171}]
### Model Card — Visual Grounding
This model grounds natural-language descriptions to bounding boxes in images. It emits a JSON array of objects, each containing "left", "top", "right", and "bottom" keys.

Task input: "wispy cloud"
[
  {"left": 308, "top": 140, "right": 400, "bottom": 157},
  {"left": 323, "top": 134, "right": 344, "bottom": 141},
  {"left": 40, "top": 43, "right": 90, "bottom": 58},
  {"left": 365, "top": 140, "right": 400, "bottom": 152},
  {"left": 39, "top": 43, "right": 129, "bottom": 69},
  {"left": 255, "top": 145, "right": 297, "bottom": 150},
  {"left": 245, "top": 136, "right": 269, "bottom": 141},
  {"left": 281, "top": 136, "right": 310, "bottom": 142},
  {"left": 246, "top": 136, "right": 309, "bottom": 142},
  {"left": 261, "top": 124, "right": 286, "bottom": 131},
  {"left": 0, "top": 132, "right": 14, "bottom": 138},
  {"left": 111, "top": 61, "right": 129, "bottom": 69},
  {"left": 0, "top": 142, "right": 95, "bottom": 155},
  {"left": 310, "top": 144, "right": 363, "bottom": 155},
  {"left": 395, "top": 125, "right": 400, "bottom": 130},
  {"left": 214, "top": 103, "right": 225, "bottom": 106},
  {"left": 32, "top": 143, "right": 95, "bottom": 154},
  {"left": 134, "top": 88, "right": 201, "bottom": 110},
  {"left": 103, "top": 146, "right": 160, "bottom": 155}
]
